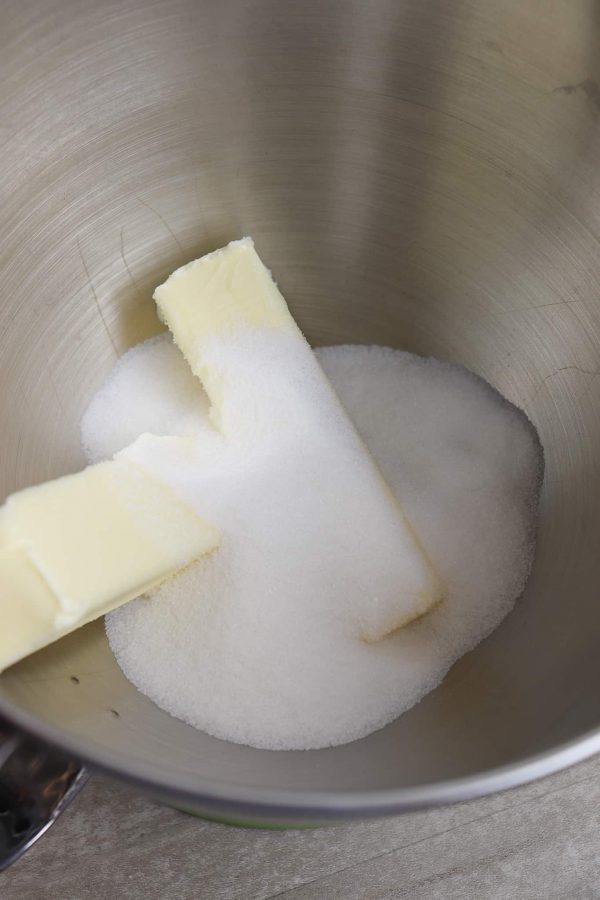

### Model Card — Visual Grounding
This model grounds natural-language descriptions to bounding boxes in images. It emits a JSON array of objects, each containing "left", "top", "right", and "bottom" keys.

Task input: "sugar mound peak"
[{"left": 82, "top": 336, "right": 542, "bottom": 750}]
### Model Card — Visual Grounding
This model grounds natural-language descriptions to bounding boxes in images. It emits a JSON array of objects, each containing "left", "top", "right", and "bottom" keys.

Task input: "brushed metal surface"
[{"left": 1, "top": 0, "right": 600, "bottom": 820}]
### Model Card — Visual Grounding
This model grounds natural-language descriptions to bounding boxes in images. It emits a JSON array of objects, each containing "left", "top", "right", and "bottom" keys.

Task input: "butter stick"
[
  {"left": 154, "top": 237, "right": 442, "bottom": 642},
  {"left": 0, "top": 457, "right": 219, "bottom": 670}
]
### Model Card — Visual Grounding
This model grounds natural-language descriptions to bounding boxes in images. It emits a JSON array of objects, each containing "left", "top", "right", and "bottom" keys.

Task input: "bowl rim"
[{"left": 1, "top": 694, "right": 599, "bottom": 820}]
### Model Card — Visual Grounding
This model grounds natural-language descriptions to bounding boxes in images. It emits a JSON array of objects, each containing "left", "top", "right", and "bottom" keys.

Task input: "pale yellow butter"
[
  {"left": 153, "top": 237, "right": 443, "bottom": 641},
  {"left": 155, "top": 237, "right": 293, "bottom": 349},
  {"left": 0, "top": 544, "right": 61, "bottom": 667},
  {"left": 0, "top": 458, "right": 219, "bottom": 671},
  {"left": 154, "top": 238, "right": 297, "bottom": 421}
]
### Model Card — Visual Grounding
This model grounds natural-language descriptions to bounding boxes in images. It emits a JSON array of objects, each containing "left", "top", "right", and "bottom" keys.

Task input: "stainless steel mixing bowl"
[{"left": 1, "top": 0, "right": 600, "bottom": 832}]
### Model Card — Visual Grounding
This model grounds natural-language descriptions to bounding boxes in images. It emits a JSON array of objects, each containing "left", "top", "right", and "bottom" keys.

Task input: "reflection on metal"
[{"left": 0, "top": 718, "right": 87, "bottom": 871}]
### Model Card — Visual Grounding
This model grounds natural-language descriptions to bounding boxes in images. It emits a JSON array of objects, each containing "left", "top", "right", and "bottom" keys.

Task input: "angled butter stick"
[
  {"left": 153, "top": 237, "right": 442, "bottom": 641},
  {"left": 0, "top": 458, "right": 219, "bottom": 670}
]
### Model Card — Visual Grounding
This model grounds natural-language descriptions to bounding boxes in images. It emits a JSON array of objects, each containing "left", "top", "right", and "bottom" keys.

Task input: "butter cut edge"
[{"left": 0, "top": 457, "right": 220, "bottom": 672}]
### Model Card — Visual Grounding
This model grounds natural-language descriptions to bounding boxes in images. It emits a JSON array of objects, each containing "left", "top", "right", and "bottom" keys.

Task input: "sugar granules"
[{"left": 82, "top": 336, "right": 543, "bottom": 750}]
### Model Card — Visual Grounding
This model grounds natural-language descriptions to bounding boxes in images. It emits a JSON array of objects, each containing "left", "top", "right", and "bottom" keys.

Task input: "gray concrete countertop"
[{"left": 2, "top": 755, "right": 600, "bottom": 899}]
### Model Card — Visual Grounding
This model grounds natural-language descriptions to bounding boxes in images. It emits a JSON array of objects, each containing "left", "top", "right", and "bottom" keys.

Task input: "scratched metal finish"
[{"left": 1, "top": 0, "right": 600, "bottom": 820}]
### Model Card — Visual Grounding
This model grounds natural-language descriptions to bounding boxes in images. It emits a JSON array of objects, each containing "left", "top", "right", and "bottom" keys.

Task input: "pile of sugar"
[{"left": 81, "top": 335, "right": 543, "bottom": 750}]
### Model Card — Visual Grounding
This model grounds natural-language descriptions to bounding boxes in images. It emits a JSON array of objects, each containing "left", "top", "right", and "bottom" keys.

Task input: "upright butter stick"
[
  {"left": 0, "top": 458, "right": 219, "bottom": 671},
  {"left": 154, "top": 237, "right": 443, "bottom": 641}
]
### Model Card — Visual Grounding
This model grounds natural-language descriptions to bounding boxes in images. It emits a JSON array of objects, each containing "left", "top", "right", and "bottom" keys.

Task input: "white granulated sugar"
[
  {"left": 82, "top": 335, "right": 543, "bottom": 750},
  {"left": 81, "top": 334, "right": 211, "bottom": 461}
]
